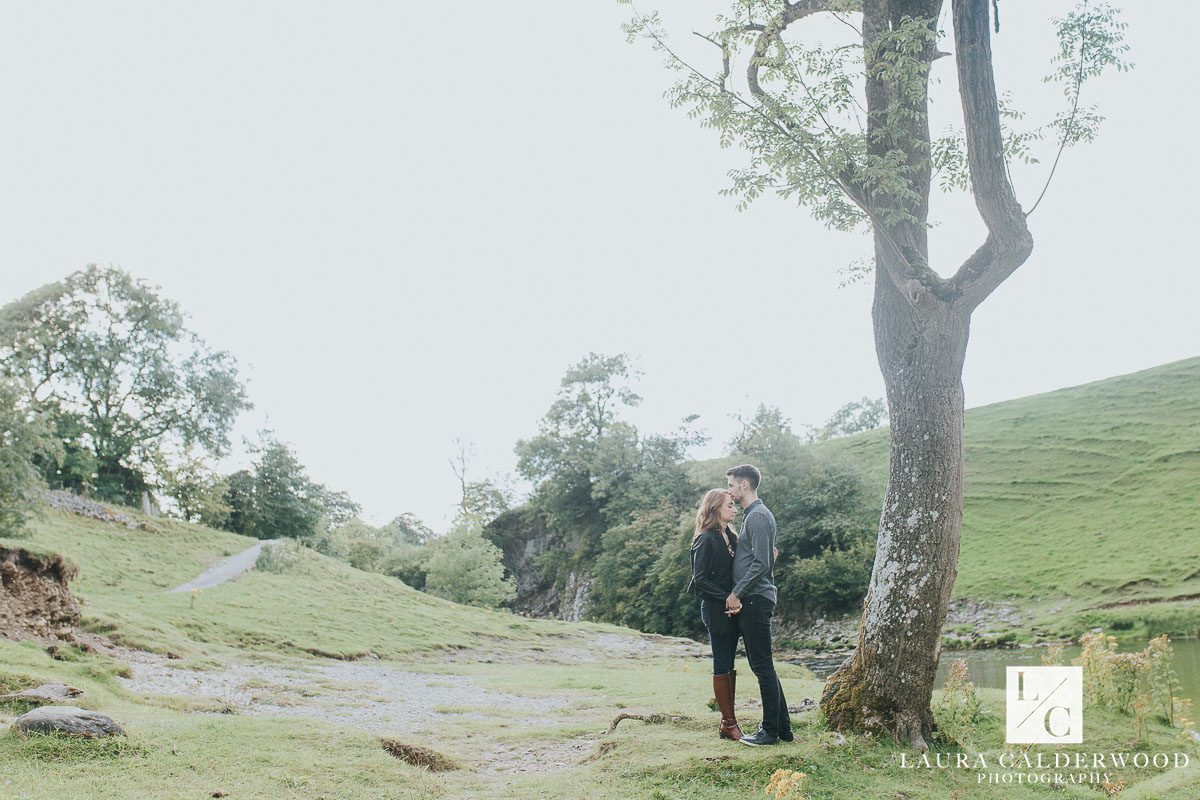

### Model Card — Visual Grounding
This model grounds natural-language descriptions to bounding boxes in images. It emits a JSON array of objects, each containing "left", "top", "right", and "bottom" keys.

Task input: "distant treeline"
[
  {"left": 485, "top": 353, "right": 884, "bottom": 636},
  {"left": 1, "top": 268, "right": 884, "bottom": 627}
]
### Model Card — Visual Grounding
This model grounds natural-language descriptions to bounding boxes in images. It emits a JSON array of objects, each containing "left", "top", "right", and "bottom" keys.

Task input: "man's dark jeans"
[{"left": 739, "top": 595, "right": 791, "bottom": 737}]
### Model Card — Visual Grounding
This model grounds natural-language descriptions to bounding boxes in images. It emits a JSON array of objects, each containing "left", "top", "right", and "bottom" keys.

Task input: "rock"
[
  {"left": 42, "top": 489, "right": 151, "bottom": 530},
  {"left": 1187, "top": 729, "right": 1200, "bottom": 746},
  {"left": 787, "top": 698, "right": 819, "bottom": 714},
  {"left": 1, "top": 683, "right": 83, "bottom": 703},
  {"left": 11, "top": 706, "right": 125, "bottom": 738}
]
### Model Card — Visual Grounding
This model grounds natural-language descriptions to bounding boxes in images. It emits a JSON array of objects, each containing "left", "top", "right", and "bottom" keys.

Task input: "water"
[
  {"left": 799, "top": 638, "right": 1200, "bottom": 708},
  {"left": 933, "top": 637, "right": 1200, "bottom": 708}
]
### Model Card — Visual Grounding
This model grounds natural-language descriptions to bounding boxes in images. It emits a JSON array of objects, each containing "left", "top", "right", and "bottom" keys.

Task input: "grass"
[
  {"left": 691, "top": 355, "right": 1200, "bottom": 639},
  {"left": 0, "top": 510, "right": 612, "bottom": 662},
  {"left": 4, "top": 355, "right": 1200, "bottom": 800}
]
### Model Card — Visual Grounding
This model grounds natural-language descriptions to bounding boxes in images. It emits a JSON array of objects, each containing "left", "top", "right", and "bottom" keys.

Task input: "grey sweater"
[{"left": 731, "top": 499, "right": 778, "bottom": 603}]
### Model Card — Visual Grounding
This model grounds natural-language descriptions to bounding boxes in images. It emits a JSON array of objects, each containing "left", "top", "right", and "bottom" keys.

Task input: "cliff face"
[
  {"left": 0, "top": 547, "right": 81, "bottom": 641},
  {"left": 484, "top": 508, "right": 592, "bottom": 622}
]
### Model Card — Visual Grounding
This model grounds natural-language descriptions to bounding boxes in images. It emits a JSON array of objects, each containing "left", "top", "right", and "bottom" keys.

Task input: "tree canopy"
[{"left": 0, "top": 265, "right": 251, "bottom": 504}]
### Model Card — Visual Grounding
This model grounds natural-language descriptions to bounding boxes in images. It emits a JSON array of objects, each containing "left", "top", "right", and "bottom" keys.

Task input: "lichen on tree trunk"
[
  {"left": 821, "top": 264, "right": 970, "bottom": 751},
  {"left": 819, "top": 0, "right": 1035, "bottom": 750}
]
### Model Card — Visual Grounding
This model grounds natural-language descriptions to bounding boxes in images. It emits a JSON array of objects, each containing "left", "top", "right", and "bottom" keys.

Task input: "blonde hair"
[{"left": 692, "top": 488, "right": 735, "bottom": 544}]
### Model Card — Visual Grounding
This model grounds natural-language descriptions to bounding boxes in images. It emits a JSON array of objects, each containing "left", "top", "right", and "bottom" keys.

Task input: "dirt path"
[
  {"left": 118, "top": 649, "right": 566, "bottom": 732},
  {"left": 112, "top": 631, "right": 701, "bottom": 776},
  {"left": 165, "top": 540, "right": 279, "bottom": 593}
]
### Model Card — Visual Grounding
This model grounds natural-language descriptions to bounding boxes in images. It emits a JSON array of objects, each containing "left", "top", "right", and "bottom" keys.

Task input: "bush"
[
  {"left": 782, "top": 537, "right": 874, "bottom": 616},
  {"left": 423, "top": 521, "right": 515, "bottom": 609},
  {"left": 589, "top": 506, "right": 696, "bottom": 636},
  {"left": 255, "top": 538, "right": 305, "bottom": 574},
  {"left": 384, "top": 543, "right": 430, "bottom": 589},
  {"left": 1076, "top": 632, "right": 1184, "bottom": 743},
  {"left": 933, "top": 659, "right": 983, "bottom": 749}
]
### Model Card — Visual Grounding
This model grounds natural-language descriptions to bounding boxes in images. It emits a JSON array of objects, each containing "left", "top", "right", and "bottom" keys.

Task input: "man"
[{"left": 725, "top": 463, "right": 792, "bottom": 746}]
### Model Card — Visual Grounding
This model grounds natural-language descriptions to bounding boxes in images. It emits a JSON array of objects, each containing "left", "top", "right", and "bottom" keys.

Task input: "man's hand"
[
  {"left": 725, "top": 592, "right": 742, "bottom": 616},
  {"left": 773, "top": 546, "right": 779, "bottom": 561}
]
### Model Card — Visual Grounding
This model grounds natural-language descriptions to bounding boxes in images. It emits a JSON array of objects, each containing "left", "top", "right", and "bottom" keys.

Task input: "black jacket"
[{"left": 688, "top": 526, "right": 737, "bottom": 603}]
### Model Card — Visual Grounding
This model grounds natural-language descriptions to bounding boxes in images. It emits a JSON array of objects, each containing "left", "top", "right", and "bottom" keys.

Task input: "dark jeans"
[
  {"left": 739, "top": 595, "right": 791, "bottom": 737},
  {"left": 699, "top": 599, "right": 737, "bottom": 675}
]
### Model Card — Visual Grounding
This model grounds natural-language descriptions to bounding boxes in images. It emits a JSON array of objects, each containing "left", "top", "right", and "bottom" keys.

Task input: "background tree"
[
  {"left": 515, "top": 352, "right": 645, "bottom": 544},
  {"left": 0, "top": 378, "right": 58, "bottom": 536},
  {"left": 423, "top": 518, "right": 517, "bottom": 609},
  {"left": 387, "top": 512, "right": 436, "bottom": 546},
  {"left": 729, "top": 405, "right": 879, "bottom": 619},
  {"left": 449, "top": 439, "right": 513, "bottom": 523},
  {"left": 153, "top": 449, "right": 232, "bottom": 528},
  {"left": 514, "top": 352, "right": 703, "bottom": 611},
  {"left": 223, "top": 431, "right": 360, "bottom": 539},
  {"left": 0, "top": 265, "right": 251, "bottom": 505},
  {"left": 622, "top": 0, "right": 1129, "bottom": 748},
  {"left": 810, "top": 397, "right": 888, "bottom": 441}
]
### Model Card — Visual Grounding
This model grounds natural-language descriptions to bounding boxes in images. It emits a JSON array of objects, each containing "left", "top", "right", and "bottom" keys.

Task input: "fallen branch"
[{"left": 606, "top": 712, "right": 693, "bottom": 735}]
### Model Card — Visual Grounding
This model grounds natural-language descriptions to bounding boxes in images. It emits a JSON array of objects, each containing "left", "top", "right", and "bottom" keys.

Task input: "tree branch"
[
  {"left": 946, "top": 0, "right": 1033, "bottom": 310},
  {"left": 642, "top": 9, "right": 864, "bottom": 211}
]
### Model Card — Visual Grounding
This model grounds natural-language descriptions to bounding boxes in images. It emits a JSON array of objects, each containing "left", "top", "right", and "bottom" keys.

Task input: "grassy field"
[
  {"left": 692, "top": 356, "right": 1200, "bottom": 640},
  {"left": 2, "top": 504, "right": 1198, "bottom": 798}
]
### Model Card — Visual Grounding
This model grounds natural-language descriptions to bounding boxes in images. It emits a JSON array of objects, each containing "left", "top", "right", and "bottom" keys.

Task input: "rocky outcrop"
[
  {"left": 484, "top": 509, "right": 593, "bottom": 621},
  {"left": 0, "top": 547, "right": 81, "bottom": 641},
  {"left": 12, "top": 706, "right": 125, "bottom": 738},
  {"left": 43, "top": 489, "right": 151, "bottom": 530}
]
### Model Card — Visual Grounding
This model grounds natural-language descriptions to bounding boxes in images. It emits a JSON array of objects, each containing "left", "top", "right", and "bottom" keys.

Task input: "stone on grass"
[
  {"left": 1, "top": 683, "right": 83, "bottom": 703},
  {"left": 11, "top": 705, "right": 125, "bottom": 738}
]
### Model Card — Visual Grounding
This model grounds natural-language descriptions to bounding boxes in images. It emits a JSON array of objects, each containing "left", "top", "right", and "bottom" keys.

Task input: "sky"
[{"left": 2, "top": 2, "right": 1196, "bottom": 530}]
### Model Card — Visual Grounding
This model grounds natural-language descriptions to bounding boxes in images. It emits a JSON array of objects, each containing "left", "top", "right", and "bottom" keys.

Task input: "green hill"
[
  {"left": 2, "top": 502, "right": 1196, "bottom": 797},
  {"left": 693, "top": 356, "right": 1200, "bottom": 638}
]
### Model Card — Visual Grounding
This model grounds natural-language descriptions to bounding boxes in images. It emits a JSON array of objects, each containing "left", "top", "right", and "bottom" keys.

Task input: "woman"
[{"left": 689, "top": 488, "right": 742, "bottom": 741}]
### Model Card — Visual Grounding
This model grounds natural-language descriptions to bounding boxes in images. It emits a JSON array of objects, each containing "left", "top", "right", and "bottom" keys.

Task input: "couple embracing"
[{"left": 689, "top": 464, "right": 792, "bottom": 746}]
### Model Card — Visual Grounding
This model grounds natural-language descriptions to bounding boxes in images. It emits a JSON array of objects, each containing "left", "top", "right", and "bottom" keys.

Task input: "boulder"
[
  {"left": 11, "top": 705, "right": 125, "bottom": 738},
  {"left": 1, "top": 683, "right": 83, "bottom": 703}
]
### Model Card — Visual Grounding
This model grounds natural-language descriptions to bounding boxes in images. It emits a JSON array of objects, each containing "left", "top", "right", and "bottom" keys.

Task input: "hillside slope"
[{"left": 693, "top": 356, "right": 1200, "bottom": 634}]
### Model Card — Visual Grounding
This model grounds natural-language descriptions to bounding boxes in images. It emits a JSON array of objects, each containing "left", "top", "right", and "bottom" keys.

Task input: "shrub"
[
  {"left": 423, "top": 521, "right": 515, "bottom": 609},
  {"left": 255, "top": 538, "right": 305, "bottom": 574},
  {"left": 933, "top": 659, "right": 983, "bottom": 749},
  {"left": 1076, "top": 632, "right": 1183, "bottom": 743},
  {"left": 783, "top": 537, "right": 874, "bottom": 616}
]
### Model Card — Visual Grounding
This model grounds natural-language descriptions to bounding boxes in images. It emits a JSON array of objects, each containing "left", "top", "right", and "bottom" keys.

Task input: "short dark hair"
[{"left": 725, "top": 464, "right": 761, "bottom": 491}]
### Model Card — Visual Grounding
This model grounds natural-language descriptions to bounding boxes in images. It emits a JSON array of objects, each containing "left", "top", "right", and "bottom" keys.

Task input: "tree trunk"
[{"left": 820, "top": 229, "right": 971, "bottom": 751}]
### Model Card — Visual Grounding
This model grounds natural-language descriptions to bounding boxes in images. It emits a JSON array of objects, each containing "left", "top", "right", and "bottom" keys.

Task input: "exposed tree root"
[{"left": 605, "top": 712, "right": 693, "bottom": 735}]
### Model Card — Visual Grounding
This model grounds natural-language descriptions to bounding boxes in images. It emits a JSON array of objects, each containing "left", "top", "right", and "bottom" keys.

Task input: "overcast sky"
[{"left": 2, "top": 2, "right": 1195, "bottom": 530}]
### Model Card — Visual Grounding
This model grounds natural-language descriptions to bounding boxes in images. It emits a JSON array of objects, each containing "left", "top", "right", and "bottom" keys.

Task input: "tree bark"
[
  {"left": 819, "top": 0, "right": 1024, "bottom": 751},
  {"left": 820, "top": 231, "right": 970, "bottom": 751}
]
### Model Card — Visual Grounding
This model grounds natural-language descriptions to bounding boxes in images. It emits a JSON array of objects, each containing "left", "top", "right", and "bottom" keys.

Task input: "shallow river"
[{"left": 798, "top": 637, "right": 1200, "bottom": 708}]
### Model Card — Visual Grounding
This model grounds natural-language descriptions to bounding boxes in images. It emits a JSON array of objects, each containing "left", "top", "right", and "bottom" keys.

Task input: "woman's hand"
[{"left": 725, "top": 592, "right": 742, "bottom": 616}]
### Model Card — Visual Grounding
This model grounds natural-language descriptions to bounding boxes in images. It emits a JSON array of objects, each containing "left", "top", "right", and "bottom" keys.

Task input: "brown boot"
[{"left": 713, "top": 673, "right": 742, "bottom": 741}]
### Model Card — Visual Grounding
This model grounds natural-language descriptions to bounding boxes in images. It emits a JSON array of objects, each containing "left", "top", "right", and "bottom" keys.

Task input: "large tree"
[
  {"left": 622, "top": 0, "right": 1128, "bottom": 748},
  {"left": 0, "top": 265, "right": 251, "bottom": 504}
]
